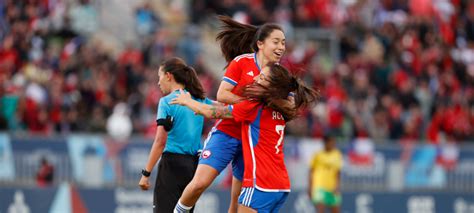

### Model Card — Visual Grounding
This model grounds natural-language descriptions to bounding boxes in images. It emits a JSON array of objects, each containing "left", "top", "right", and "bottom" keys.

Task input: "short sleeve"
[
  {"left": 156, "top": 98, "right": 170, "bottom": 120},
  {"left": 203, "top": 97, "right": 213, "bottom": 105},
  {"left": 231, "top": 100, "right": 261, "bottom": 122},
  {"left": 222, "top": 59, "right": 241, "bottom": 86}
]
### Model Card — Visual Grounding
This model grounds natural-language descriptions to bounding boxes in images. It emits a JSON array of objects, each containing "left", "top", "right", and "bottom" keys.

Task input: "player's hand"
[
  {"left": 139, "top": 176, "right": 150, "bottom": 190},
  {"left": 170, "top": 89, "right": 192, "bottom": 106}
]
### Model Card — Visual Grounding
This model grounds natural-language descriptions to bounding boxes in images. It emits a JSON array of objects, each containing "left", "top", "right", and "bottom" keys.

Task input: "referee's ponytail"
[{"left": 160, "top": 58, "right": 205, "bottom": 100}]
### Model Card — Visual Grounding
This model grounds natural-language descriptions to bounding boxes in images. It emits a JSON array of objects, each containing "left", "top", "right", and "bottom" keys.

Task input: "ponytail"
[
  {"left": 243, "top": 64, "right": 318, "bottom": 121},
  {"left": 182, "top": 66, "right": 205, "bottom": 100},
  {"left": 216, "top": 15, "right": 258, "bottom": 63},
  {"left": 290, "top": 77, "right": 298, "bottom": 92},
  {"left": 160, "top": 58, "right": 205, "bottom": 100},
  {"left": 291, "top": 76, "right": 318, "bottom": 110}
]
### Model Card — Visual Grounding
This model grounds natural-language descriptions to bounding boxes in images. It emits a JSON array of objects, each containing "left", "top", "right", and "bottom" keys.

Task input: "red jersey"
[
  {"left": 216, "top": 53, "right": 261, "bottom": 140},
  {"left": 231, "top": 100, "right": 290, "bottom": 192}
]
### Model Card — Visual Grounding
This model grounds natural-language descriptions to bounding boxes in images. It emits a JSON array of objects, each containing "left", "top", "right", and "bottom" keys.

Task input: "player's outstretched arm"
[
  {"left": 217, "top": 81, "right": 245, "bottom": 104},
  {"left": 170, "top": 89, "right": 233, "bottom": 119}
]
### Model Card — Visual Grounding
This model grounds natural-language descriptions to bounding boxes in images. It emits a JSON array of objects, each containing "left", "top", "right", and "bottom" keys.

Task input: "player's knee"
[{"left": 189, "top": 177, "right": 211, "bottom": 193}]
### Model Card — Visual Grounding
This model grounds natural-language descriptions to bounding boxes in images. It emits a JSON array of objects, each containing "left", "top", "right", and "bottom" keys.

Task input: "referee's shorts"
[{"left": 153, "top": 152, "right": 199, "bottom": 213}]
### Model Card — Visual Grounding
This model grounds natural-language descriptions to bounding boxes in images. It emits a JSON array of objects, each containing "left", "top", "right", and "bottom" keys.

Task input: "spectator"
[
  {"left": 135, "top": 2, "right": 160, "bottom": 37},
  {"left": 368, "top": 106, "right": 390, "bottom": 142},
  {"left": 68, "top": 0, "right": 98, "bottom": 36},
  {"left": 36, "top": 157, "right": 54, "bottom": 187}
]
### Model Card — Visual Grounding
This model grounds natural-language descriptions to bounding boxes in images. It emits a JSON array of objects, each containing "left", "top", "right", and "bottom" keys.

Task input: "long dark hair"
[
  {"left": 216, "top": 15, "right": 284, "bottom": 63},
  {"left": 243, "top": 64, "right": 319, "bottom": 120},
  {"left": 160, "top": 58, "right": 205, "bottom": 99}
]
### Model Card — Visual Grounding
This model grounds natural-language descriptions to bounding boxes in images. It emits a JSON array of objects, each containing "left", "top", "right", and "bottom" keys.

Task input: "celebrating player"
[
  {"left": 171, "top": 63, "right": 318, "bottom": 212},
  {"left": 174, "top": 15, "right": 289, "bottom": 213}
]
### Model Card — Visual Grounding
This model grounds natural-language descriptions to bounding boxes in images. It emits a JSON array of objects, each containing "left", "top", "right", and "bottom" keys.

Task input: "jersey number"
[{"left": 275, "top": 125, "right": 285, "bottom": 154}]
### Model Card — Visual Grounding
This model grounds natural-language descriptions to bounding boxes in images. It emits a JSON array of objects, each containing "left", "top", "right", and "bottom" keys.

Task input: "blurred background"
[{"left": 0, "top": 0, "right": 473, "bottom": 212}]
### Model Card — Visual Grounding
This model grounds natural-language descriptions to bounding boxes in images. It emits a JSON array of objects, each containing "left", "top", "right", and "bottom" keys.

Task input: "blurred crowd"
[
  {"left": 0, "top": 0, "right": 473, "bottom": 144},
  {"left": 0, "top": 0, "right": 218, "bottom": 139}
]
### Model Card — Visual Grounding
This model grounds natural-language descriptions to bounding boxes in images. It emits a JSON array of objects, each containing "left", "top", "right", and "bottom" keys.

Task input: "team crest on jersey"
[
  {"left": 202, "top": 150, "right": 211, "bottom": 159},
  {"left": 246, "top": 71, "right": 254, "bottom": 76}
]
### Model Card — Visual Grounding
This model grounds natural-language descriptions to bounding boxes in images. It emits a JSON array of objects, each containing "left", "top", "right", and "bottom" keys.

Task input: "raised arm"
[
  {"left": 216, "top": 81, "right": 245, "bottom": 104},
  {"left": 170, "top": 89, "right": 233, "bottom": 119}
]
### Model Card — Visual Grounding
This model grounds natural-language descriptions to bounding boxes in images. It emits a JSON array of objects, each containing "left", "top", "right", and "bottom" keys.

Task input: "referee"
[{"left": 139, "top": 57, "right": 212, "bottom": 213}]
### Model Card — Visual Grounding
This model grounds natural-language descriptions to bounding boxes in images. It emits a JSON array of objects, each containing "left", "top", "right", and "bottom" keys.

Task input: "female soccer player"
[
  {"left": 309, "top": 134, "right": 342, "bottom": 213},
  {"left": 174, "top": 15, "right": 289, "bottom": 213},
  {"left": 138, "top": 57, "right": 212, "bottom": 213},
  {"left": 172, "top": 63, "right": 318, "bottom": 212}
]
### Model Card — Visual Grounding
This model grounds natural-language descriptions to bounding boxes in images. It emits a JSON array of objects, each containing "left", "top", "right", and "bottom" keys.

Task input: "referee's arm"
[{"left": 139, "top": 126, "right": 167, "bottom": 190}]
